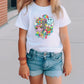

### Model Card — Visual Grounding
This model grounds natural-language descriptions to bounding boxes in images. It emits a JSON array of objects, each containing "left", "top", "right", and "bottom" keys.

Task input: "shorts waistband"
[{"left": 28, "top": 48, "right": 62, "bottom": 57}]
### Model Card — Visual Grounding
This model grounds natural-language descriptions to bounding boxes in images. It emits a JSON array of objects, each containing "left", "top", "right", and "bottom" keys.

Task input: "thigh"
[
  {"left": 45, "top": 75, "right": 62, "bottom": 84},
  {"left": 29, "top": 74, "right": 44, "bottom": 84}
]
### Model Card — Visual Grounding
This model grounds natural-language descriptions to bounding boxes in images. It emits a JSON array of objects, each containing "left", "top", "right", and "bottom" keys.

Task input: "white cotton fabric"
[{"left": 15, "top": 1, "right": 71, "bottom": 53}]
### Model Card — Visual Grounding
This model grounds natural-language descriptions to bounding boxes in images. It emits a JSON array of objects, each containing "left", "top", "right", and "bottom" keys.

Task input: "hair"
[{"left": 17, "top": 0, "right": 63, "bottom": 19}]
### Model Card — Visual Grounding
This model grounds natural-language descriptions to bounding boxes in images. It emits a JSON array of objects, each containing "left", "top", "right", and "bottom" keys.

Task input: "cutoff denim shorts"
[{"left": 26, "top": 48, "right": 64, "bottom": 78}]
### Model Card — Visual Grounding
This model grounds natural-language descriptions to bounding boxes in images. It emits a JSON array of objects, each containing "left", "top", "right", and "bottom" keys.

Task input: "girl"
[{"left": 15, "top": 0, "right": 72, "bottom": 84}]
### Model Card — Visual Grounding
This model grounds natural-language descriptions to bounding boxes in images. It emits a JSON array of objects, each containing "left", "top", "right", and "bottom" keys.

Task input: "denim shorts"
[{"left": 26, "top": 48, "right": 64, "bottom": 78}]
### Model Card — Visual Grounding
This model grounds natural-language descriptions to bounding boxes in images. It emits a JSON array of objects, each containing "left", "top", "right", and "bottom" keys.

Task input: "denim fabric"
[{"left": 26, "top": 48, "right": 64, "bottom": 78}]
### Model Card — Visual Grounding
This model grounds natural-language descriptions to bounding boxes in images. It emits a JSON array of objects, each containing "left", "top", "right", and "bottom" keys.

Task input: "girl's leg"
[
  {"left": 45, "top": 75, "right": 62, "bottom": 84},
  {"left": 29, "top": 74, "right": 43, "bottom": 84}
]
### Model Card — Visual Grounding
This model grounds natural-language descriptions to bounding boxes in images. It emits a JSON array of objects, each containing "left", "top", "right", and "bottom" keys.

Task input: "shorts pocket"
[
  {"left": 51, "top": 52, "right": 62, "bottom": 63},
  {"left": 26, "top": 53, "right": 34, "bottom": 61}
]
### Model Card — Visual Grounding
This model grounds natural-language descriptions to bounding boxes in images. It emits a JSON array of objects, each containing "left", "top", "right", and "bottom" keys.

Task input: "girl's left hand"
[{"left": 63, "top": 60, "right": 72, "bottom": 76}]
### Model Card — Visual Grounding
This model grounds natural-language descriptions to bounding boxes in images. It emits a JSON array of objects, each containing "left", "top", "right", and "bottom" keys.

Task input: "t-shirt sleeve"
[
  {"left": 59, "top": 5, "right": 71, "bottom": 28},
  {"left": 15, "top": 6, "right": 29, "bottom": 30}
]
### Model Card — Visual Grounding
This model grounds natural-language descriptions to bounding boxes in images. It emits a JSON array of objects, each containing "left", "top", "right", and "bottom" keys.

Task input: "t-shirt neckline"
[{"left": 33, "top": 1, "right": 51, "bottom": 9}]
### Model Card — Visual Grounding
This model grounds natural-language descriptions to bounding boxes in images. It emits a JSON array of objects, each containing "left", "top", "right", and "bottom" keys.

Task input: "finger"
[
  {"left": 65, "top": 72, "right": 68, "bottom": 76},
  {"left": 27, "top": 73, "right": 29, "bottom": 76},
  {"left": 63, "top": 70, "right": 65, "bottom": 73},
  {"left": 63, "top": 68, "right": 65, "bottom": 73},
  {"left": 22, "top": 74, "right": 26, "bottom": 78},
  {"left": 63, "top": 67, "right": 66, "bottom": 72},
  {"left": 66, "top": 72, "right": 70, "bottom": 76},
  {"left": 65, "top": 73, "right": 67, "bottom": 76},
  {"left": 68, "top": 73, "right": 70, "bottom": 75},
  {"left": 64, "top": 69, "right": 66, "bottom": 73},
  {"left": 65, "top": 73, "right": 66, "bottom": 76},
  {"left": 25, "top": 74, "right": 28, "bottom": 80},
  {"left": 19, "top": 73, "right": 21, "bottom": 76},
  {"left": 67, "top": 70, "right": 71, "bottom": 74},
  {"left": 19, "top": 71, "right": 20, "bottom": 75},
  {"left": 68, "top": 71, "right": 71, "bottom": 75}
]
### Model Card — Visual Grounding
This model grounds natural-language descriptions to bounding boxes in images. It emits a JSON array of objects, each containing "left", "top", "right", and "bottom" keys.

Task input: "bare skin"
[
  {"left": 29, "top": 74, "right": 43, "bottom": 84},
  {"left": 59, "top": 26, "right": 72, "bottom": 76},
  {"left": 18, "top": 28, "right": 30, "bottom": 80},
  {"left": 46, "top": 76, "right": 62, "bottom": 84},
  {"left": 18, "top": 0, "right": 72, "bottom": 84}
]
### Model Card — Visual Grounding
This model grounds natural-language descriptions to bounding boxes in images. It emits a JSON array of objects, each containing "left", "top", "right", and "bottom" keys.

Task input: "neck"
[{"left": 35, "top": 0, "right": 50, "bottom": 7}]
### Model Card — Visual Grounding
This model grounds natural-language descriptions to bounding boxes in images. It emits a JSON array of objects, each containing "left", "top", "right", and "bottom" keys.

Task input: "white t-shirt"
[{"left": 15, "top": 1, "right": 71, "bottom": 53}]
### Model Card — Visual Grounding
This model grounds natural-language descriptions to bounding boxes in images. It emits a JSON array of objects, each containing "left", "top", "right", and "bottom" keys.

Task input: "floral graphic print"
[{"left": 34, "top": 14, "right": 54, "bottom": 39}]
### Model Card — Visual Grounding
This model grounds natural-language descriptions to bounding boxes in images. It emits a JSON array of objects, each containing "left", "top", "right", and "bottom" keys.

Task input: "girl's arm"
[
  {"left": 18, "top": 28, "right": 27, "bottom": 65},
  {"left": 59, "top": 26, "right": 72, "bottom": 76},
  {"left": 15, "top": 6, "right": 30, "bottom": 79},
  {"left": 59, "top": 26, "right": 71, "bottom": 61},
  {"left": 18, "top": 28, "right": 30, "bottom": 80}
]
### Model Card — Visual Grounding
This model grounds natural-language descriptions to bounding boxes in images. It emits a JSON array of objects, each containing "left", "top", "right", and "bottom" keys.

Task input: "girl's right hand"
[{"left": 19, "top": 63, "right": 30, "bottom": 80}]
